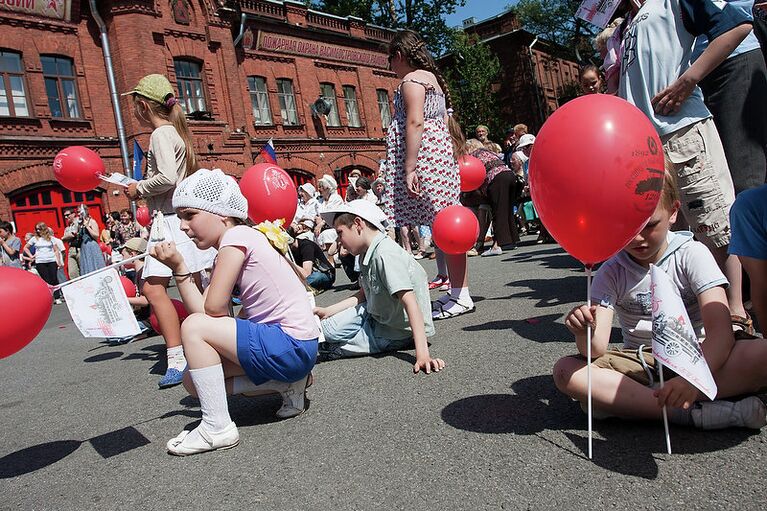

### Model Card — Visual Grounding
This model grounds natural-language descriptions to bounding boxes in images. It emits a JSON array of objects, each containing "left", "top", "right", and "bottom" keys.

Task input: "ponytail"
[
  {"left": 389, "top": 30, "right": 466, "bottom": 159},
  {"left": 140, "top": 97, "right": 199, "bottom": 179}
]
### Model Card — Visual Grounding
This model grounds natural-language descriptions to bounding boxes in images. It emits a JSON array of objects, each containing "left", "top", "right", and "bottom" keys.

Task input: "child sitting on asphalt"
[
  {"left": 314, "top": 200, "right": 444, "bottom": 374},
  {"left": 553, "top": 171, "right": 767, "bottom": 430}
]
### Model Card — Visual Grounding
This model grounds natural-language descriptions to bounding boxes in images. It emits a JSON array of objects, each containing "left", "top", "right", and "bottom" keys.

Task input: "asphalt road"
[{"left": 2, "top": 235, "right": 766, "bottom": 510}]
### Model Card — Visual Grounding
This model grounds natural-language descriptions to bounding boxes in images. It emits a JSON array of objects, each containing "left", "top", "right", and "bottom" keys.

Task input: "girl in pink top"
[{"left": 151, "top": 168, "right": 319, "bottom": 456}]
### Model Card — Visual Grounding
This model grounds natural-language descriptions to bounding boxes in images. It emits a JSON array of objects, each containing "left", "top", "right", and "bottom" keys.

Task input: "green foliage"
[
  {"left": 444, "top": 32, "right": 503, "bottom": 138},
  {"left": 312, "top": 0, "right": 466, "bottom": 55},
  {"left": 514, "top": 0, "right": 595, "bottom": 60}
]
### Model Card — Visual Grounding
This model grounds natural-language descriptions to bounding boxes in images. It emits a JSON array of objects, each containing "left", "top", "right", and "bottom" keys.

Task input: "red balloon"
[
  {"left": 458, "top": 154, "right": 486, "bottom": 192},
  {"left": 0, "top": 267, "right": 53, "bottom": 358},
  {"left": 529, "top": 95, "right": 663, "bottom": 266},
  {"left": 149, "top": 299, "right": 190, "bottom": 335},
  {"left": 120, "top": 276, "right": 137, "bottom": 297},
  {"left": 239, "top": 163, "right": 298, "bottom": 224},
  {"left": 53, "top": 146, "right": 104, "bottom": 192},
  {"left": 98, "top": 241, "right": 111, "bottom": 254},
  {"left": 135, "top": 206, "right": 151, "bottom": 227},
  {"left": 432, "top": 205, "right": 480, "bottom": 255}
]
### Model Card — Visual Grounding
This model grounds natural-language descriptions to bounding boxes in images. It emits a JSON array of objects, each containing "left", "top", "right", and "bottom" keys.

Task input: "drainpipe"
[
  {"left": 89, "top": 1, "right": 131, "bottom": 177},
  {"left": 233, "top": 13, "right": 248, "bottom": 46},
  {"left": 527, "top": 36, "right": 545, "bottom": 131}
]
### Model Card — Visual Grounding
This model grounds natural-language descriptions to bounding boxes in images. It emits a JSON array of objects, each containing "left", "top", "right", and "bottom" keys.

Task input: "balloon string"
[
  {"left": 50, "top": 239, "right": 193, "bottom": 292},
  {"left": 586, "top": 264, "right": 593, "bottom": 460}
]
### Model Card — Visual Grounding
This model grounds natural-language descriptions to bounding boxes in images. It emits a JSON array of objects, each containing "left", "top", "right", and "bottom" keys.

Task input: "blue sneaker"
[{"left": 158, "top": 367, "right": 185, "bottom": 389}]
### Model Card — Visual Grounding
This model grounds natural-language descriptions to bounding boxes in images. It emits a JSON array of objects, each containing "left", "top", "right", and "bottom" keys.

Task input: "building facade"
[
  {"left": 457, "top": 10, "right": 581, "bottom": 134},
  {"left": 0, "top": 0, "right": 397, "bottom": 238}
]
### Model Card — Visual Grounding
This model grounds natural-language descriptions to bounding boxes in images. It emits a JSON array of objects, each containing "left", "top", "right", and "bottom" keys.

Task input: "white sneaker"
[
  {"left": 166, "top": 421, "right": 240, "bottom": 456},
  {"left": 692, "top": 396, "right": 767, "bottom": 430},
  {"left": 276, "top": 374, "right": 311, "bottom": 419},
  {"left": 481, "top": 246, "right": 502, "bottom": 257}
]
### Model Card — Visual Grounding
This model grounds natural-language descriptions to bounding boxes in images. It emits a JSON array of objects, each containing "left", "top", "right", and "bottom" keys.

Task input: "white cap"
[
  {"left": 517, "top": 134, "right": 536, "bottom": 148},
  {"left": 320, "top": 199, "right": 389, "bottom": 232},
  {"left": 299, "top": 182, "right": 316, "bottom": 196},
  {"left": 172, "top": 168, "right": 249, "bottom": 220}
]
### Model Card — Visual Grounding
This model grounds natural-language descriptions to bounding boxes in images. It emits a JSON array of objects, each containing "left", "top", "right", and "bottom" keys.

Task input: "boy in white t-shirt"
[{"left": 553, "top": 172, "right": 767, "bottom": 430}]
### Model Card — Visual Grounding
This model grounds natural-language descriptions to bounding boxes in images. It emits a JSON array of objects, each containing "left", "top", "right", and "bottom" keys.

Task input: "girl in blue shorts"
[{"left": 151, "top": 168, "right": 319, "bottom": 456}]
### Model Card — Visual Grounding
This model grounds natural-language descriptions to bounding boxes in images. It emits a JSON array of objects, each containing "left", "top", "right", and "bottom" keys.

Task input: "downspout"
[
  {"left": 233, "top": 13, "right": 248, "bottom": 46},
  {"left": 89, "top": 1, "right": 132, "bottom": 186},
  {"left": 527, "top": 36, "right": 545, "bottom": 131}
]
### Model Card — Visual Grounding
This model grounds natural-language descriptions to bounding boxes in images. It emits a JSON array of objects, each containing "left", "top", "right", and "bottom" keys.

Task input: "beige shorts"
[
  {"left": 662, "top": 118, "right": 736, "bottom": 249},
  {"left": 571, "top": 348, "right": 675, "bottom": 388}
]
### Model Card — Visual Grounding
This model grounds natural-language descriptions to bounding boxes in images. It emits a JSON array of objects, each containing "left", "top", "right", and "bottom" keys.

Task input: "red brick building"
[
  {"left": 448, "top": 9, "right": 581, "bottom": 134},
  {"left": 0, "top": 0, "right": 397, "bottom": 238}
]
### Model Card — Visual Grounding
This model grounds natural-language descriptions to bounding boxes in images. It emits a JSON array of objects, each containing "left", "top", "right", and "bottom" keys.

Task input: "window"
[
  {"left": 377, "top": 89, "right": 392, "bottom": 129},
  {"left": 343, "top": 85, "right": 361, "bottom": 128},
  {"left": 320, "top": 83, "right": 341, "bottom": 127},
  {"left": 276, "top": 79, "right": 299, "bottom": 126},
  {"left": 174, "top": 59, "right": 207, "bottom": 114},
  {"left": 248, "top": 76, "right": 272, "bottom": 125},
  {"left": 0, "top": 51, "right": 29, "bottom": 117},
  {"left": 41, "top": 55, "right": 80, "bottom": 118}
]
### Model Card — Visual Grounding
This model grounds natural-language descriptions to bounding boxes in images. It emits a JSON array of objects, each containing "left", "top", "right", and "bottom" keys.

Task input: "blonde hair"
[
  {"left": 389, "top": 29, "right": 466, "bottom": 158},
  {"left": 465, "top": 138, "right": 484, "bottom": 153},
  {"left": 660, "top": 165, "right": 680, "bottom": 210},
  {"left": 134, "top": 95, "right": 198, "bottom": 178},
  {"left": 513, "top": 124, "right": 528, "bottom": 136},
  {"left": 35, "top": 222, "right": 51, "bottom": 241}
]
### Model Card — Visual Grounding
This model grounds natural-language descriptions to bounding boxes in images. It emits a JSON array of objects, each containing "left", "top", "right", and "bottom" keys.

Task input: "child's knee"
[
  {"left": 553, "top": 356, "right": 583, "bottom": 393},
  {"left": 180, "top": 312, "right": 208, "bottom": 341}
]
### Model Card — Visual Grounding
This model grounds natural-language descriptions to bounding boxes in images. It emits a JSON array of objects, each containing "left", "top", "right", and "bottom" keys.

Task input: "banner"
[
  {"left": 576, "top": 0, "right": 621, "bottom": 29},
  {"left": 0, "top": 0, "right": 72, "bottom": 21},
  {"left": 650, "top": 265, "right": 717, "bottom": 400},
  {"left": 61, "top": 268, "right": 141, "bottom": 338}
]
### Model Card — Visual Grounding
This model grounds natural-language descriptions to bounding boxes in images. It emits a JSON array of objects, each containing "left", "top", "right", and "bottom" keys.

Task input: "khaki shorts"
[
  {"left": 662, "top": 118, "right": 736, "bottom": 249},
  {"left": 573, "top": 348, "right": 675, "bottom": 387}
]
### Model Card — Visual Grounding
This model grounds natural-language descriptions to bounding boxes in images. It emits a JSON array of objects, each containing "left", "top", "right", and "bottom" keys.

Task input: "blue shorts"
[{"left": 235, "top": 319, "right": 318, "bottom": 385}]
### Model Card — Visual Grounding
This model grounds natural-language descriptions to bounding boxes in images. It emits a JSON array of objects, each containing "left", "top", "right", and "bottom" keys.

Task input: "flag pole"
[
  {"left": 658, "top": 361, "right": 672, "bottom": 454},
  {"left": 586, "top": 264, "right": 593, "bottom": 460}
]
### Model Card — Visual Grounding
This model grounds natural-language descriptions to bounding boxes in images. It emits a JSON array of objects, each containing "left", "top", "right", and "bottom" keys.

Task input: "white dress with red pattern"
[{"left": 383, "top": 79, "right": 460, "bottom": 227}]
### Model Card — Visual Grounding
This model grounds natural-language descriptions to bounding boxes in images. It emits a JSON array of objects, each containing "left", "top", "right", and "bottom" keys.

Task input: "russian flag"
[
  {"left": 132, "top": 140, "right": 145, "bottom": 180},
  {"left": 259, "top": 138, "right": 277, "bottom": 164}
]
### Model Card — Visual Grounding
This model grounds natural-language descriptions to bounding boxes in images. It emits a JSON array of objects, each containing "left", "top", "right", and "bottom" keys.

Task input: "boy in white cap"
[{"left": 315, "top": 200, "right": 445, "bottom": 374}]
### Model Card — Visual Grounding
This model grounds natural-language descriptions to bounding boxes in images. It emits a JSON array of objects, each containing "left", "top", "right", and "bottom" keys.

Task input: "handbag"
[{"left": 69, "top": 226, "right": 85, "bottom": 248}]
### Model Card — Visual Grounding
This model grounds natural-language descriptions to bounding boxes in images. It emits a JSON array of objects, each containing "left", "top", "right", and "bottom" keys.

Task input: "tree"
[
  {"left": 443, "top": 32, "right": 502, "bottom": 138},
  {"left": 513, "top": 0, "right": 597, "bottom": 61},
  {"left": 312, "top": 0, "right": 466, "bottom": 55}
]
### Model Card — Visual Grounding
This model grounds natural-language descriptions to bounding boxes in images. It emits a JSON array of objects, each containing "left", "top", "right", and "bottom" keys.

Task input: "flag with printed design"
[
  {"left": 650, "top": 264, "right": 717, "bottom": 400},
  {"left": 259, "top": 138, "right": 277, "bottom": 164},
  {"left": 576, "top": 0, "right": 621, "bottom": 29},
  {"left": 61, "top": 268, "right": 141, "bottom": 338}
]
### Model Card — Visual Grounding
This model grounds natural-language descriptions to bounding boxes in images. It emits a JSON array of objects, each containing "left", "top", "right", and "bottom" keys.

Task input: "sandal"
[
  {"left": 432, "top": 298, "right": 476, "bottom": 320},
  {"left": 166, "top": 422, "right": 240, "bottom": 456},
  {"left": 731, "top": 314, "right": 757, "bottom": 338},
  {"left": 428, "top": 275, "right": 449, "bottom": 290}
]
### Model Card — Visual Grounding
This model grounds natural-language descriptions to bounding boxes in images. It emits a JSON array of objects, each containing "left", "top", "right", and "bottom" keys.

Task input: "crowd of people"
[{"left": 3, "top": 0, "right": 767, "bottom": 455}]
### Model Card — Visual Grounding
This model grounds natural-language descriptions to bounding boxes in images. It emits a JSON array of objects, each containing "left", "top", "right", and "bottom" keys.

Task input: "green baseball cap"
[{"left": 122, "top": 74, "right": 175, "bottom": 104}]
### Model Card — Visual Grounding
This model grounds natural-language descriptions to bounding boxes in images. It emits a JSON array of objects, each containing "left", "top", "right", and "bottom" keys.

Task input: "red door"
[{"left": 10, "top": 185, "right": 104, "bottom": 245}]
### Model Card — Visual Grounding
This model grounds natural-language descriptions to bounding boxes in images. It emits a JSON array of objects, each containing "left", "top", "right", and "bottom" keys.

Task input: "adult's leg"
[
  {"left": 36, "top": 262, "right": 61, "bottom": 299},
  {"left": 400, "top": 225, "right": 413, "bottom": 254},
  {"left": 488, "top": 173, "right": 519, "bottom": 247}
]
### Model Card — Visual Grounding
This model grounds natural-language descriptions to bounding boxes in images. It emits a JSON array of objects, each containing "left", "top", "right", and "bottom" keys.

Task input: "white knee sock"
[
  {"left": 231, "top": 376, "right": 286, "bottom": 395},
  {"left": 167, "top": 346, "right": 187, "bottom": 371},
  {"left": 449, "top": 287, "right": 473, "bottom": 304},
  {"left": 190, "top": 364, "right": 232, "bottom": 433}
]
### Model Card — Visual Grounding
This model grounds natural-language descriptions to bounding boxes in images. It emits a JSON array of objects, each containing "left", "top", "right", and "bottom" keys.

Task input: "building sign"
[
  {"left": 0, "top": 0, "right": 71, "bottom": 21},
  {"left": 257, "top": 32, "right": 388, "bottom": 68}
]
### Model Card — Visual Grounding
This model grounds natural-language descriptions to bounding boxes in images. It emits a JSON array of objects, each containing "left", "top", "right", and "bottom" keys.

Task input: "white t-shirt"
[
  {"left": 618, "top": 0, "right": 750, "bottom": 136},
  {"left": 28, "top": 237, "right": 58, "bottom": 264},
  {"left": 591, "top": 231, "right": 728, "bottom": 350}
]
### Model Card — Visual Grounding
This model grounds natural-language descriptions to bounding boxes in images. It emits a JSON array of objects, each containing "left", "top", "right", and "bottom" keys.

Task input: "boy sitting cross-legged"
[
  {"left": 553, "top": 171, "right": 767, "bottom": 430},
  {"left": 314, "top": 200, "right": 444, "bottom": 374}
]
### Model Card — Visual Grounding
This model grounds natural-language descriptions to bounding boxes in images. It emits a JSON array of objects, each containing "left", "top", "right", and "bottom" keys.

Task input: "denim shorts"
[
  {"left": 235, "top": 319, "right": 318, "bottom": 385},
  {"left": 662, "top": 118, "right": 735, "bottom": 249}
]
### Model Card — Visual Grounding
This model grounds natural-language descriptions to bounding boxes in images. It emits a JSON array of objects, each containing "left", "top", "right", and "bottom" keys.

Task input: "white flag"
[
  {"left": 575, "top": 0, "right": 621, "bottom": 29},
  {"left": 650, "top": 265, "right": 717, "bottom": 400},
  {"left": 61, "top": 268, "right": 141, "bottom": 338}
]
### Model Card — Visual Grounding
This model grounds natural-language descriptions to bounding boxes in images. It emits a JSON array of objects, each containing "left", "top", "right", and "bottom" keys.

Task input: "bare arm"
[
  {"left": 85, "top": 218, "right": 100, "bottom": 239},
  {"left": 315, "top": 288, "right": 366, "bottom": 319},
  {"left": 697, "top": 285, "right": 736, "bottom": 373},
  {"left": 397, "top": 290, "right": 445, "bottom": 374},
  {"left": 739, "top": 256, "right": 767, "bottom": 335},
  {"left": 299, "top": 260, "right": 314, "bottom": 279},
  {"left": 566, "top": 304, "right": 614, "bottom": 358}
]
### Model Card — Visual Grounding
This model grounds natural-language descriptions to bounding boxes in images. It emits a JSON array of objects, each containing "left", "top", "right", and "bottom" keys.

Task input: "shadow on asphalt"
[
  {"left": 462, "top": 313, "right": 571, "bottom": 343},
  {"left": 441, "top": 375, "right": 757, "bottom": 479},
  {"left": 0, "top": 409, "right": 202, "bottom": 478},
  {"left": 498, "top": 276, "right": 587, "bottom": 307},
  {"left": 83, "top": 351, "right": 123, "bottom": 363}
]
